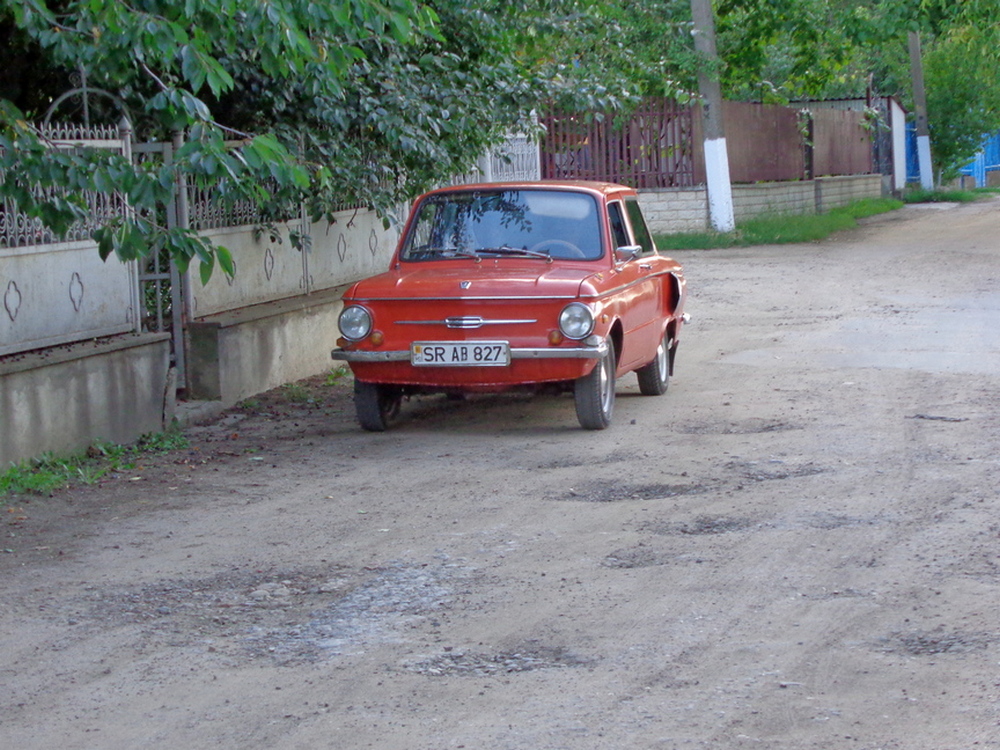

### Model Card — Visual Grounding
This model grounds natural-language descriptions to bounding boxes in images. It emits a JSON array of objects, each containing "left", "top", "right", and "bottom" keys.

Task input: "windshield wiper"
[
  {"left": 475, "top": 245, "right": 552, "bottom": 261},
  {"left": 445, "top": 248, "right": 482, "bottom": 259},
  {"left": 408, "top": 245, "right": 481, "bottom": 260}
]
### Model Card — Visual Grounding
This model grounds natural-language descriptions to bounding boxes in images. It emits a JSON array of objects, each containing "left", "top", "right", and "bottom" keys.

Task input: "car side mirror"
[{"left": 615, "top": 245, "right": 642, "bottom": 264}]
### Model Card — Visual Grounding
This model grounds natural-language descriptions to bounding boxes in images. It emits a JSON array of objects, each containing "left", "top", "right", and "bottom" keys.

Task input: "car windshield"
[{"left": 400, "top": 189, "right": 603, "bottom": 261}]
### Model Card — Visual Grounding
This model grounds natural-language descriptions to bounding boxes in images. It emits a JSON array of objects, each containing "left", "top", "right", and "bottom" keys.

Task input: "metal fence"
[
  {"left": 810, "top": 107, "right": 873, "bottom": 177},
  {"left": 541, "top": 97, "right": 874, "bottom": 187},
  {"left": 802, "top": 97, "right": 895, "bottom": 177},
  {"left": 706, "top": 101, "right": 805, "bottom": 183},
  {"left": 131, "top": 138, "right": 189, "bottom": 380},
  {"left": 1, "top": 123, "right": 128, "bottom": 249},
  {"left": 1, "top": 122, "right": 140, "bottom": 357},
  {"left": 480, "top": 132, "right": 541, "bottom": 182},
  {"left": 540, "top": 99, "right": 697, "bottom": 188}
]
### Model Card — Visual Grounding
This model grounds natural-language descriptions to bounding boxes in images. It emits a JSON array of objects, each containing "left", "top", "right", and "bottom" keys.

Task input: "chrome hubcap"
[
  {"left": 599, "top": 354, "right": 614, "bottom": 413},
  {"left": 656, "top": 340, "right": 667, "bottom": 378}
]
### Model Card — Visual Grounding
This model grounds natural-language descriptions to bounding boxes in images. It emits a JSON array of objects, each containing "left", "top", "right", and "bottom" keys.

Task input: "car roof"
[{"left": 421, "top": 180, "right": 637, "bottom": 200}]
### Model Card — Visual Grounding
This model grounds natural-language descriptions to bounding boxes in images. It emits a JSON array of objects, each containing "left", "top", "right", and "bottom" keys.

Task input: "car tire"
[
  {"left": 636, "top": 330, "right": 671, "bottom": 396},
  {"left": 574, "top": 341, "right": 615, "bottom": 430},
  {"left": 354, "top": 380, "right": 401, "bottom": 432}
]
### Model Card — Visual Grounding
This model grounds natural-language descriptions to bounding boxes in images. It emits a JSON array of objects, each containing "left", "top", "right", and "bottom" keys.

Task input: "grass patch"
[
  {"left": 272, "top": 368, "right": 351, "bottom": 405},
  {"left": 841, "top": 197, "right": 906, "bottom": 219},
  {"left": 901, "top": 187, "right": 991, "bottom": 203},
  {"left": 656, "top": 197, "right": 904, "bottom": 251},
  {"left": 281, "top": 382, "right": 314, "bottom": 403},
  {"left": 0, "top": 427, "right": 189, "bottom": 500},
  {"left": 325, "top": 365, "right": 350, "bottom": 385},
  {"left": 739, "top": 209, "right": 857, "bottom": 244}
]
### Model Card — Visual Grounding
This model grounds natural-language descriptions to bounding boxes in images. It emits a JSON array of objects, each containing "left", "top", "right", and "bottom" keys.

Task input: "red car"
[{"left": 331, "top": 181, "right": 687, "bottom": 430}]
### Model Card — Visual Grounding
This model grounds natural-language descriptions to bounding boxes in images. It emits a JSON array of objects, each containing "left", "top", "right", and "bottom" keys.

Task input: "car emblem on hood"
[{"left": 460, "top": 281, "right": 472, "bottom": 290}]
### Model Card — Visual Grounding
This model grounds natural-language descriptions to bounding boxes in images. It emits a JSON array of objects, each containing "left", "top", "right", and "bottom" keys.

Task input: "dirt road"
[{"left": 2, "top": 199, "right": 999, "bottom": 749}]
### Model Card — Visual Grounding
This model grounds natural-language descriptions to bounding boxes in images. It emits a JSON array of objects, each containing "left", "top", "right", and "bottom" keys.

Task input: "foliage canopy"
[
  {"left": 2, "top": 0, "right": 998, "bottom": 276},
  {"left": 0, "top": 0, "right": 638, "bottom": 278}
]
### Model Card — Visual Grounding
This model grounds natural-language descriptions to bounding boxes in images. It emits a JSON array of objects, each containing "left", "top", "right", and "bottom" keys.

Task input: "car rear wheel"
[
  {"left": 574, "top": 341, "right": 615, "bottom": 430},
  {"left": 354, "top": 380, "right": 402, "bottom": 432},
  {"left": 636, "top": 330, "right": 671, "bottom": 396}
]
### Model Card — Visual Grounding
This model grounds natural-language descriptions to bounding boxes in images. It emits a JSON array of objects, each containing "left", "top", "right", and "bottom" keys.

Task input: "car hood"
[{"left": 345, "top": 263, "right": 605, "bottom": 301}]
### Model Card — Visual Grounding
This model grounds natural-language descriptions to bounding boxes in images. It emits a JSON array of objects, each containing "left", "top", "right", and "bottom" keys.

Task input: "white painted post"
[
  {"left": 119, "top": 116, "right": 142, "bottom": 335},
  {"left": 691, "top": 0, "right": 735, "bottom": 232},
  {"left": 703, "top": 137, "right": 735, "bottom": 232},
  {"left": 909, "top": 32, "right": 935, "bottom": 190},
  {"left": 916, "top": 136, "right": 933, "bottom": 190}
]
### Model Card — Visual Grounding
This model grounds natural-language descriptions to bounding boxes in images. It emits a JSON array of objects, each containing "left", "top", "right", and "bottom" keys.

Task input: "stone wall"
[
  {"left": 637, "top": 188, "right": 708, "bottom": 234},
  {"left": 192, "top": 210, "right": 402, "bottom": 319},
  {"left": 184, "top": 207, "right": 404, "bottom": 408},
  {"left": 1, "top": 333, "right": 171, "bottom": 466},
  {"left": 732, "top": 182, "right": 815, "bottom": 222},
  {"left": 640, "top": 174, "right": 884, "bottom": 235},
  {"left": 814, "top": 174, "right": 884, "bottom": 212},
  {"left": 186, "top": 287, "right": 347, "bottom": 407}
]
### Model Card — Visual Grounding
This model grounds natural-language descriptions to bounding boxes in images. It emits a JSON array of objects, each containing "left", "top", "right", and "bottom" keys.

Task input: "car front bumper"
[{"left": 331, "top": 340, "right": 609, "bottom": 363}]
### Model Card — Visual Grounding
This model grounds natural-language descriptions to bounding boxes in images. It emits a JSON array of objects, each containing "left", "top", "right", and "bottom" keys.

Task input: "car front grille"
[{"left": 395, "top": 316, "right": 538, "bottom": 329}]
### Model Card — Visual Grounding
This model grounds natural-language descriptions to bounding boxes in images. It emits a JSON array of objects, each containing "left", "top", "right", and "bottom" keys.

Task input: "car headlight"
[
  {"left": 559, "top": 302, "right": 595, "bottom": 340},
  {"left": 339, "top": 305, "right": 373, "bottom": 341}
]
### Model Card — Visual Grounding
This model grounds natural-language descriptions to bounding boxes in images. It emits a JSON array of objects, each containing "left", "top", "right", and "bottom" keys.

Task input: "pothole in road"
[
  {"left": 800, "top": 511, "right": 885, "bottom": 530},
  {"left": 63, "top": 560, "right": 472, "bottom": 666},
  {"left": 244, "top": 564, "right": 459, "bottom": 664},
  {"left": 557, "top": 481, "right": 713, "bottom": 503},
  {"left": 648, "top": 514, "right": 758, "bottom": 536},
  {"left": 408, "top": 645, "right": 592, "bottom": 676},
  {"left": 877, "top": 629, "right": 997, "bottom": 656},
  {"left": 799, "top": 587, "right": 873, "bottom": 601},
  {"left": 679, "top": 419, "right": 800, "bottom": 435},
  {"left": 602, "top": 546, "right": 707, "bottom": 568},
  {"left": 727, "top": 460, "right": 826, "bottom": 482},
  {"left": 537, "top": 448, "right": 634, "bottom": 470}
]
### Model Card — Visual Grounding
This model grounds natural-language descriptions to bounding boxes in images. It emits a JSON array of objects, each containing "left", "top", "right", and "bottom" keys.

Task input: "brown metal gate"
[{"left": 540, "top": 99, "right": 697, "bottom": 188}]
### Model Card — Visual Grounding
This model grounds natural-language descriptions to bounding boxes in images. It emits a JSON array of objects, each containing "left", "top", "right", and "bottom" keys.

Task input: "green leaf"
[
  {"left": 215, "top": 244, "right": 235, "bottom": 277},
  {"left": 199, "top": 253, "right": 216, "bottom": 285},
  {"left": 180, "top": 45, "right": 208, "bottom": 93},
  {"left": 204, "top": 61, "right": 235, "bottom": 98},
  {"left": 95, "top": 227, "right": 115, "bottom": 262}
]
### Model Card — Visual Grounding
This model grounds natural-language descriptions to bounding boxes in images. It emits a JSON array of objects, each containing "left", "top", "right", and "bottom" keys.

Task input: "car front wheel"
[
  {"left": 636, "top": 330, "right": 671, "bottom": 396},
  {"left": 574, "top": 341, "right": 615, "bottom": 430},
  {"left": 354, "top": 380, "right": 402, "bottom": 432}
]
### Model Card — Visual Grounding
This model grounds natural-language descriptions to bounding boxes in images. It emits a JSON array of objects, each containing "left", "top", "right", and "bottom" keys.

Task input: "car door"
[{"left": 606, "top": 198, "right": 662, "bottom": 370}]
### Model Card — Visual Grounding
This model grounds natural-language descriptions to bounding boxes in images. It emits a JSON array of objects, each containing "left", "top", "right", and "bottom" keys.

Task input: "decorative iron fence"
[
  {"left": 1, "top": 123, "right": 129, "bottom": 249},
  {"left": 1, "top": 128, "right": 541, "bottom": 367},
  {"left": 1, "top": 121, "right": 140, "bottom": 357},
  {"left": 189, "top": 186, "right": 263, "bottom": 231},
  {"left": 481, "top": 132, "right": 541, "bottom": 182}
]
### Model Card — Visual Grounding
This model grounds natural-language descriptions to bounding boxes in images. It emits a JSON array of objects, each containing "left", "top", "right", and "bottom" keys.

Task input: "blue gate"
[
  {"left": 959, "top": 132, "right": 1000, "bottom": 187},
  {"left": 907, "top": 126, "right": 1000, "bottom": 187}
]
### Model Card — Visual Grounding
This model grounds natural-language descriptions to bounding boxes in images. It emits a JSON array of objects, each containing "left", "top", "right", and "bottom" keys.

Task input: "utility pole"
[
  {"left": 908, "top": 31, "right": 934, "bottom": 190},
  {"left": 690, "top": 0, "right": 734, "bottom": 232}
]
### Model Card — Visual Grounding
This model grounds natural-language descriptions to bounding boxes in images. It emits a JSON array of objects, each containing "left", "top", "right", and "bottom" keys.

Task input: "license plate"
[{"left": 411, "top": 341, "right": 510, "bottom": 367}]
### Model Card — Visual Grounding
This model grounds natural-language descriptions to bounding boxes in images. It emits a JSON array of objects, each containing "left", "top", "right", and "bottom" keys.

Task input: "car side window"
[
  {"left": 625, "top": 198, "right": 656, "bottom": 256},
  {"left": 608, "top": 201, "right": 631, "bottom": 250}
]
